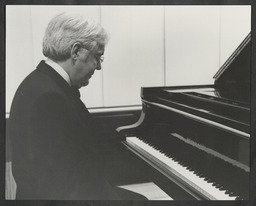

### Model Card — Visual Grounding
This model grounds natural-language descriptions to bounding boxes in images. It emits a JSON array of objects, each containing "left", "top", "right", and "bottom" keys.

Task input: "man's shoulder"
[{"left": 18, "top": 65, "right": 63, "bottom": 95}]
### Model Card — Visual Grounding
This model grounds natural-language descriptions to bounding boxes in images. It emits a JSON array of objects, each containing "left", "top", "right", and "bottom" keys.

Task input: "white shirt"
[{"left": 45, "top": 58, "right": 71, "bottom": 86}]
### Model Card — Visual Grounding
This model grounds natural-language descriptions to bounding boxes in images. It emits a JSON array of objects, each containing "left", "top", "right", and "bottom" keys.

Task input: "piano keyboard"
[{"left": 126, "top": 136, "right": 237, "bottom": 200}]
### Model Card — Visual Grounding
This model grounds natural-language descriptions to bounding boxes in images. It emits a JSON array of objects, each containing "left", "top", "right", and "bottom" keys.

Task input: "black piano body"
[{"left": 116, "top": 33, "right": 251, "bottom": 200}]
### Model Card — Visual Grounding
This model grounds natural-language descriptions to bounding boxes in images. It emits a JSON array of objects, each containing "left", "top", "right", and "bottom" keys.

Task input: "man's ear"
[{"left": 70, "top": 42, "right": 84, "bottom": 60}]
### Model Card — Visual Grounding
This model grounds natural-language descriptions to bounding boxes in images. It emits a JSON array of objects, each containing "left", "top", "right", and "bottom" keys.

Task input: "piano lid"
[{"left": 213, "top": 32, "right": 251, "bottom": 87}]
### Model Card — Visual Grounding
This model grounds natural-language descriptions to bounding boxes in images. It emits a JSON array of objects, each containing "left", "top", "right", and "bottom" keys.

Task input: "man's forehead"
[{"left": 90, "top": 41, "right": 105, "bottom": 55}]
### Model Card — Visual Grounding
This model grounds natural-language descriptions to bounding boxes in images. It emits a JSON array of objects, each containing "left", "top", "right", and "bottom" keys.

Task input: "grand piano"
[{"left": 116, "top": 33, "right": 251, "bottom": 200}]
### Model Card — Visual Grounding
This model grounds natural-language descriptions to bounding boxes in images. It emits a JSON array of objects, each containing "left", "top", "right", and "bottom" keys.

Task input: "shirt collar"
[{"left": 45, "top": 58, "right": 71, "bottom": 86}]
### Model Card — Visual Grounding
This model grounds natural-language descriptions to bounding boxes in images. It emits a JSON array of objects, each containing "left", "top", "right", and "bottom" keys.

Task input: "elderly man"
[{"left": 9, "top": 12, "right": 125, "bottom": 200}]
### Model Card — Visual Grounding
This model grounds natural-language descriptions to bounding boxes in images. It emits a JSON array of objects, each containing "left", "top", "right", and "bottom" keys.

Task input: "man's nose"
[{"left": 96, "top": 64, "right": 101, "bottom": 70}]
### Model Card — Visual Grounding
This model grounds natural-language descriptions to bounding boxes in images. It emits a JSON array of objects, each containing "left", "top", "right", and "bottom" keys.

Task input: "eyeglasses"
[
  {"left": 80, "top": 45, "right": 104, "bottom": 69},
  {"left": 91, "top": 54, "right": 104, "bottom": 69}
]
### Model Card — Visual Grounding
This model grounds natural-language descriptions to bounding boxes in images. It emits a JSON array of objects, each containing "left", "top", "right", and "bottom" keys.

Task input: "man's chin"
[{"left": 81, "top": 80, "right": 89, "bottom": 87}]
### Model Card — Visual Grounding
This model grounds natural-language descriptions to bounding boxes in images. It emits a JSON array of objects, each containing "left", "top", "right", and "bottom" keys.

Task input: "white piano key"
[{"left": 126, "top": 136, "right": 237, "bottom": 200}]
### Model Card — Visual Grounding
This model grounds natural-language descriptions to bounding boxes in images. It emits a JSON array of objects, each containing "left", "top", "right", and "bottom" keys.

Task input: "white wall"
[
  {"left": 165, "top": 6, "right": 220, "bottom": 86},
  {"left": 6, "top": 5, "right": 251, "bottom": 113},
  {"left": 101, "top": 6, "right": 165, "bottom": 107},
  {"left": 220, "top": 6, "right": 251, "bottom": 66},
  {"left": 6, "top": 6, "right": 34, "bottom": 114}
]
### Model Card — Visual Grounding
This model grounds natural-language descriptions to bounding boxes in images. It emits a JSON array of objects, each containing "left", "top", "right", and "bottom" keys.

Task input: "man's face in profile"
[{"left": 70, "top": 46, "right": 105, "bottom": 89}]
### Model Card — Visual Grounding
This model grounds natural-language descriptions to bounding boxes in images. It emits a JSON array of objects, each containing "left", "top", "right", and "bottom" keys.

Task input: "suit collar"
[
  {"left": 37, "top": 60, "right": 80, "bottom": 99},
  {"left": 45, "top": 58, "right": 71, "bottom": 86}
]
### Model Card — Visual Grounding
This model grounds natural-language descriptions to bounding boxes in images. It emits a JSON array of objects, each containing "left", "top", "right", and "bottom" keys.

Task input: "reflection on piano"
[{"left": 116, "top": 33, "right": 251, "bottom": 200}]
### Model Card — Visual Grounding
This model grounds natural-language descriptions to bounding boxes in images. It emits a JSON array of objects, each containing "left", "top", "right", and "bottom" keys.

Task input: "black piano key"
[
  {"left": 218, "top": 186, "right": 225, "bottom": 191},
  {"left": 225, "top": 190, "right": 231, "bottom": 195}
]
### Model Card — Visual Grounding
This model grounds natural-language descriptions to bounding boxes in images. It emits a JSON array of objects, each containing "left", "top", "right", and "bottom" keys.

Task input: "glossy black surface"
[{"left": 117, "top": 33, "right": 251, "bottom": 200}]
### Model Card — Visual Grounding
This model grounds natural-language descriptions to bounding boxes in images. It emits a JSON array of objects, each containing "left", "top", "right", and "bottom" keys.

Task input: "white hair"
[{"left": 42, "top": 12, "right": 110, "bottom": 61}]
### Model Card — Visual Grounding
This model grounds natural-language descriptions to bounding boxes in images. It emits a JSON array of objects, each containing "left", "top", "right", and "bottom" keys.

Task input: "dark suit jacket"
[{"left": 9, "top": 60, "right": 121, "bottom": 200}]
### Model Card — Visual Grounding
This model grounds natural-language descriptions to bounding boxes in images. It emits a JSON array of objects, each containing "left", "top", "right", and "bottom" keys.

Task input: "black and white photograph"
[{"left": 2, "top": 1, "right": 255, "bottom": 204}]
